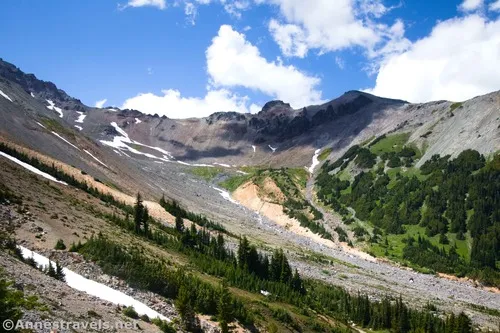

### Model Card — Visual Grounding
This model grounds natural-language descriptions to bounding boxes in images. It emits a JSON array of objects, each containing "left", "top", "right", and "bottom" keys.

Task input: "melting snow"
[
  {"left": 84, "top": 150, "right": 108, "bottom": 168},
  {"left": 213, "top": 162, "right": 231, "bottom": 168},
  {"left": 17, "top": 246, "right": 168, "bottom": 321},
  {"left": 268, "top": 145, "right": 277, "bottom": 153},
  {"left": 52, "top": 132, "right": 80, "bottom": 150},
  {"left": 74, "top": 125, "right": 83, "bottom": 131},
  {"left": 236, "top": 170, "right": 249, "bottom": 175},
  {"left": 212, "top": 187, "right": 240, "bottom": 205},
  {"left": 107, "top": 108, "right": 118, "bottom": 112},
  {"left": 46, "top": 100, "right": 63, "bottom": 118},
  {"left": 0, "top": 151, "right": 67, "bottom": 185},
  {"left": 0, "top": 89, "right": 13, "bottom": 102},
  {"left": 135, "top": 118, "right": 142, "bottom": 124},
  {"left": 308, "top": 149, "right": 321, "bottom": 174},
  {"left": 100, "top": 122, "right": 172, "bottom": 162},
  {"left": 36, "top": 122, "right": 46, "bottom": 129},
  {"left": 252, "top": 145, "right": 256, "bottom": 153},
  {"left": 30, "top": 92, "right": 36, "bottom": 98},
  {"left": 75, "top": 111, "right": 86, "bottom": 123}
]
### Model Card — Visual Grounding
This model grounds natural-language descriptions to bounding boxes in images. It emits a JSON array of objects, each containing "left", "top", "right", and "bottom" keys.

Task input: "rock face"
[{"left": 0, "top": 57, "right": 499, "bottom": 170}]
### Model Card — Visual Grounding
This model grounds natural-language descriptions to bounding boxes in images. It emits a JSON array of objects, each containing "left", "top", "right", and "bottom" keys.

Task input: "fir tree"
[
  {"left": 134, "top": 193, "right": 144, "bottom": 234},
  {"left": 217, "top": 280, "right": 232, "bottom": 333}
]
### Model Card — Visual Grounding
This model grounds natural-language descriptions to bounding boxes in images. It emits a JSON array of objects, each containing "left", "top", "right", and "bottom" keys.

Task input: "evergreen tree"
[
  {"left": 175, "top": 215, "right": 185, "bottom": 233},
  {"left": 46, "top": 262, "right": 57, "bottom": 278},
  {"left": 55, "top": 261, "right": 65, "bottom": 282},
  {"left": 176, "top": 284, "right": 199, "bottom": 331},
  {"left": 217, "top": 280, "right": 232, "bottom": 333},
  {"left": 134, "top": 193, "right": 144, "bottom": 234},
  {"left": 142, "top": 207, "right": 149, "bottom": 236}
]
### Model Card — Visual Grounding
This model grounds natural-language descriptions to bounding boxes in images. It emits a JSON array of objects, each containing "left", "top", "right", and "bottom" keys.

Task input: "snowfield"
[
  {"left": 308, "top": 149, "right": 321, "bottom": 174},
  {"left": 0, "top": 151, "right": 67, "bottom": 185},
  {"left": 100, "top": 122, "right": 173, "bottom": 162},
  {"left": 18, "top": 246, "right": 169, "bottom": 321},
  {"left": 75, "top": 111, "right": 86, "bottom": 123},
  {"left": 0, "top": 89, "right": 13, "bottom": 102},
  {"left": 135, "top": 118, "right": 142, "bottom": 124}
]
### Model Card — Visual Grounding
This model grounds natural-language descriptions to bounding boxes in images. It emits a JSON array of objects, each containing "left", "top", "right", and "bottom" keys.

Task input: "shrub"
[
  {"left": 54, "top": 239, "right": 66, "bottom": 250},
  {"left": 123, "top": 306, "right": 139, "bottom": 319}
]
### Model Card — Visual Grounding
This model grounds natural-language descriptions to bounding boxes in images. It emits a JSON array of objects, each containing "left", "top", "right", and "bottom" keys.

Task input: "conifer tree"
[
  {"left": 134, "top": 193, "right": 144, "bottom": 234},
  {"left": 55, "top": 261, "right": 65, "bottom": 282},
  {"left": 142, "top": 206, "right": 149, "bottom": 236},
  {"left": 175, "top": 215, "right": 184, "bottom": 233},
  {"left": 217, "top": 280, "right": 232, "bottom": 333}
]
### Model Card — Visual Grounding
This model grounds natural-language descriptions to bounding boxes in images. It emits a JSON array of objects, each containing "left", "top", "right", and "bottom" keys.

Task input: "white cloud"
[
  {"left": 459, "top": 0, "right": 483, "bottom": 11},
  {"left": 206, "top": 25, "right": 324, "bottom": 107},
  {"left": 121, "top": 88, "right": 259, "bottom": 118},
  {"left": 184, "top": 2, "right": 197, "bottom": 25},
  {"left": 366, "top": 15, "right": 500, "bottom": 103},
  {"left": 221, "top": 0, "right": 250, "bottom": 18},
  {"left": 263, "top": 0, "right": 401, "bottom": 58},
  {"left": 95, "top": 99, "right": 108, "bottom": 108},
  {"left": 120, "top": 0, "right": 166, "bottom": 10},
  {"left": 490, "top": 0, "right": 500, "bottom": 11},
  {"left": 335, "top": 56, "right": 345, "bottom": 70}
]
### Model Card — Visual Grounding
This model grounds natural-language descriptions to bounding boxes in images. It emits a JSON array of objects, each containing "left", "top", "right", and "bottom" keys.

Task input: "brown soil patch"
[{"left": 233, "top": 181, "right": 376, "bottom": 262}]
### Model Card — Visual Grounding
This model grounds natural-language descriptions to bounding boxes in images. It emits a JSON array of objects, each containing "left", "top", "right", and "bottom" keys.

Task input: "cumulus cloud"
[
  {"left": 263, "top": 0, "right": 401, "bottom": 58},
  {"left": 120, "top": 0, "right": 166, "bottom": 10},
  {"left": 366, "top": 15, "right": 500, "bottom": 103},
  {"left": 121, "top": 88, "right": 259, "bottom": 118},
  {"left": 95, "top": 99, "right": 108, "bottom": 108},
  {"left": 206, "top": 25, "right": 324, "bottom": 107},
  {"left": 458, "top": 0, "right": 483, "bottom": 11}
]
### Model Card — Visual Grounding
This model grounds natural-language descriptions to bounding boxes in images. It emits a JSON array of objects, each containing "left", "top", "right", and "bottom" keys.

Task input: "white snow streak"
[
  {"left": 84, "top": 150, "right": 108, "bottom": 168},
  {"left": 36, "top": 122, "right": 46, "bottom": 129},
  {"left": 212, "top": 187, "right": 240, "bottom": 205},
  {"left": 75, "top": 111, "right": 86, "bottom": 123},
  {"left": 213, "top": 162, "right": 231, "bottom": 168},
  {"left": 30, "top": 92, "right": 36, "bottom": 98},
  {"left": 17, "top": 246, "right": 168, "bottom": 321},
  {"left": 308, "top": 149, "right": 321, "bottom": 174},
  {"left": 252, "top": 145, "right": 256, "bottom": 153},
  {"left": 0, "top": 151, "right": 67, "bottom": 185},
  {"left": 52, "top": 132, "right": 80, "bottom": 150},
  {"left": 135, "top": 118, "right": 142, "bottom": 124},
  {"left": 100, "top": 122, "right": 172, "bottom": 162},
  {"left": 46, "top": 100, "right": 63, "bottom": 118},
  {"left": 236, "top": 170, "right": 249, "bottom": 175},
  {"left": 74, "top": 125, "right": 83, "bottom": 131},
  {"left": 268, "top": 145, "right": 277, "bottom": 153},
  {"left": 0, "top": 90, "right": 13, "bottom": 102}
]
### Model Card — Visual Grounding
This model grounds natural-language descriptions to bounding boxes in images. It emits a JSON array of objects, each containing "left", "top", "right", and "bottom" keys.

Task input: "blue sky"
[{"left": 1, "top": 0, "right": 500, "bottom": 118}]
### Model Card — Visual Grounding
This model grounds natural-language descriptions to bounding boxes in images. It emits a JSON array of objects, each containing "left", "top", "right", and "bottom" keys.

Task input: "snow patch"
[
  {"left": 74, "top": 125, "right": 83, "bottom": 131},
  {"left": 177, "top": 160, "right": 214, "bottom": 167},
  {"left": 212, "top": 187, "right": 240, "bottom": 205},
  {"left": 100, "top": 122, "right": 173, "bottom": 162},
  {"left": 46, "top": 100, "right": 63, "bottom": 118},
  {"left": 75, "top": 111, "right": 86, "bottom": 123},
  {"left": 0, "top": 89, "right": 13, "bottom": 102},
  {"left": 135, "top": 118, "right": 142, "bottom": 124},
  {"left": 236, "top": 170, "right": 249, "bottom": 175},
  {"left": 17, "top": 246, "right": 168, "bottom": 321},
  {"left": 30, "top": 92, "right": 36, "bottom": 98},
  {"left": 308, "top": 149, "right": 321, "bottom": 174},
  {"left": 52, "top": 132, "right": 80, "bottom": 150},
  {"left": 213, "top": 162, "right": 231, "bottom": 168},
  {"left": 268, "top": 145, "right": 277, "bottom": 153},
  {"left": 252, "top": 145, "right": 256, "bottom": 153},
  {"left": 107, "top": 108, "right": 118, "bottom": 112},
  {"left": 84, "top": 150, "right": 108, "bottom": 168},
  {"left": 36, "top": 122, "right": 46, "bottom": 129},
  {"left": 0, "top": 151, "right": 67, "bottom": 185}
]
